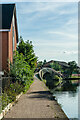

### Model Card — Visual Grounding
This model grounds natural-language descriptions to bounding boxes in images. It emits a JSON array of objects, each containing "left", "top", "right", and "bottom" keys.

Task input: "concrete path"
[{"left": 3, "top": 74, "right": 68, "bottom": 119}]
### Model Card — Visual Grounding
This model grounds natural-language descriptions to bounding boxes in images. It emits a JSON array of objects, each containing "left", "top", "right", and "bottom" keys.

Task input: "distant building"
[
  {"left": 0, "top": 4, "right": 18, "bottom": 72},
  {"left": 43, "top": 60, "right": 53, "bottom": 67},
  {"left": 43, "top": 60, "right": 69, "bottom": 69}
]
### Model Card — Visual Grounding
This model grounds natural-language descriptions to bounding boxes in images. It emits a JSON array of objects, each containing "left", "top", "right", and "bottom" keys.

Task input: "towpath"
[{"left": 3, "top": 74, "right": 68, "bottom": 119}]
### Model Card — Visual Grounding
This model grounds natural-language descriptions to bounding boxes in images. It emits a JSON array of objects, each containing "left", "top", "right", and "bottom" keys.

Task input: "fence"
[{"left": 0, "top": 75, "right": 16, "bottom": 95}]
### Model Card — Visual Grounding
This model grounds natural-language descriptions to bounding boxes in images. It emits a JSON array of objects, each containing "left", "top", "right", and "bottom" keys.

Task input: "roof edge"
[{"left": 0, "top": 29, "right": 10, "bottom": 31}]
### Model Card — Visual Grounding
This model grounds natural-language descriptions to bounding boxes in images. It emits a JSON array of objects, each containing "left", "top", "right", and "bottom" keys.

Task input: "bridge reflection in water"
[
  {"left": 38, "top": 68, "right": 79, "bottom": 119},
  {"left": 39, "top": 67, "right": 80, "bottom": 91}
]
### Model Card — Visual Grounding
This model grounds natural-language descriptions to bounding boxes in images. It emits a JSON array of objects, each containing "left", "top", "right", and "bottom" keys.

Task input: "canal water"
[{"left": 53, "top": 84, "right": 80, "bottom": 119}]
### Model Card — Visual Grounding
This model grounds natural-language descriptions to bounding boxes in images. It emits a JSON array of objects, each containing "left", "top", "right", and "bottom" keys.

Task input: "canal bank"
[{"left": 3, "top": 74, "right": 68, "bottom": 119}]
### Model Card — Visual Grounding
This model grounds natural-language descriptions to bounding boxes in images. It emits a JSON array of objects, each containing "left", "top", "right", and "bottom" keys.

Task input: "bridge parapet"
[{"left": 39, "top": 67, "right": 63, "bottom": 80}]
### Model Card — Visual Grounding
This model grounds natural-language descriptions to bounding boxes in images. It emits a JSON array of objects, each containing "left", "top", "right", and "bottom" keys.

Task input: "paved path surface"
[{"left": 4, "top": 74, "right": 68, "bottom": 119}]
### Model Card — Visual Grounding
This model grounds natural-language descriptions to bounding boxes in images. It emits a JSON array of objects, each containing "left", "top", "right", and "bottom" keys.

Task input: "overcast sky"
[{"left": 0, "top": 1, "right": 78, "bottom": 63}]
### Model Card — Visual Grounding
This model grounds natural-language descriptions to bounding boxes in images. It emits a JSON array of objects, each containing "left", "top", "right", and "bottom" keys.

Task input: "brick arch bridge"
[{"left": 39, "top": 67, "right": 63, "bottom": 80}]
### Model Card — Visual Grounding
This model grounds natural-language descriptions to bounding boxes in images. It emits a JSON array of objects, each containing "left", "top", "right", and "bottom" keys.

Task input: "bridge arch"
[
  {"left": 43, "top": 72, "right": 52, "bottom": 80},
  {"left": 39, "top": 67, "right": 63, "bottom": 81}
]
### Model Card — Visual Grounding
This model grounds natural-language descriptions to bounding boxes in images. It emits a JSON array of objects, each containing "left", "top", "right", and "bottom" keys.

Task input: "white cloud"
[
  {"left": 34, "top": 41, "right": 78, "bottom": 47},
  {"left": 48, "top": 31, "right": 77, "bottom": 39},
  {"left": 18, "top": 2, "right": 65, "bottom": 15},
  {"left": 59, "top": 6, "right": 78, "bottom": 15},
  {"left": 63, "top": 50, "right": 78, "bottom": 55},
  {"left": 17, "top": 2, "right": 77, "bottom": 21}
]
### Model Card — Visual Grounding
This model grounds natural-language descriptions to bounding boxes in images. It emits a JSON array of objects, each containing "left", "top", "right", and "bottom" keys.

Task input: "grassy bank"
[{"left": 0, "top": 79, "right": 34, "bottom": 112}]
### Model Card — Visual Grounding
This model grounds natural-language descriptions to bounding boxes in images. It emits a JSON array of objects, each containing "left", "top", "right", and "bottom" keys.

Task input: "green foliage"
[
  {"left": 1, "top": 36, "right": 37, "bottom": 112},
  {"left": 23, "top": 80, "right": 34, "bottom": 93},
  {"left": 6, "top": 81, "right": 23, "bottom": 94},
  {"left": 1, "top": 93, "right": 10, "bottom": 110},
  {"left": 9, "top": 51, "right": 34, "bottom": 86},
  {"left": 43, "top": 59, "right": 47, "bottom": 65},
  {"left": 54, "top": 75, "right": 60, "bottom": 80},
  {"left": 1, "top": 81, "right": 24, "bottom": 110},
  {"left": 44, "top": 74, "right": 60, "bottom": 89},
  {"left": 8, "top": 36, "right": 37, "bottom": 91},
  {"left": 50, "top": 62, "right": 62, "bottom": 71},
  {"left": 49, "top": 61, "right": 79, "bottom": 78},
  {"left": 43, "top": 79, "right": 46, "bottom": 84},
  {"left": 17, "top": 36, "right": 37, "bottom": 70},
  {"left": 68, "top": 61, "right": 78, "bottom": 77},
  {"left": 10, "top": 53, "right": 23, "bottom": 79},
  {"left": 37, "top": 61, "right": 43, "bottom": 68},
  {"left": 4, "top": 81, "right": 23, "bottom": 102},
  {"left": 68, "top": 61, "right": 77, "bottom": 67}
]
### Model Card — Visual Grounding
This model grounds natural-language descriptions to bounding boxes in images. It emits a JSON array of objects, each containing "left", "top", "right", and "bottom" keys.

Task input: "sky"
[
  {"left": 0, "top": 1, "right": 78, "bottom": 63},
  {"left": 16, "top": 2, "right": 78, "bottom": 63}
]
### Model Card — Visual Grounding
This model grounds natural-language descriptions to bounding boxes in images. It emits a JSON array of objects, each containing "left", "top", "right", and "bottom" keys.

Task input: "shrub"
[
  {"left": 4, "top": 81, "right": 24, "bottom": 102},
  {"left": 9, "top": 51, "right": 33, "bottom": 86},
  {"left": 2, "top": 93, "right": 10, "bottom": 110},
  {"left": 1, "top": 38, "right": 37, "bottom": 111}
]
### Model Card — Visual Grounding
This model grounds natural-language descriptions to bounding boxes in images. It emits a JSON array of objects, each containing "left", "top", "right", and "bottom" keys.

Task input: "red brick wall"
[
  {"left": 1, "top": 16, "right": 17, "bottom": 72},
  {"left": 2, "top": 32, "right": 8, "bottom": 71}
]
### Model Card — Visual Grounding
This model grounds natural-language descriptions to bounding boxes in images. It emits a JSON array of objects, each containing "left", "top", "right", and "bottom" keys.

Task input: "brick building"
[{"left": 0, "top": 4, "right": 18, "bottom": 72}]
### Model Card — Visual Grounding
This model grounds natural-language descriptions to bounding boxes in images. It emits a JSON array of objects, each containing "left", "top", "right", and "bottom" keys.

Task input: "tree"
[
  {"left": 37, "top": 61, "right": 43, "bottom": 68},
  {"left": 17, "top": 36, "right": 37, "bottom": 70},
  {"left": 50, "top": 62, "right": 62, "bottom": 71},
  {"left": 9, "top": 51, "right": 32, "bottom": 85},
  {"left": 43, "top": 59, "right": 47, "bottom": 65},
  {"left": 68, "top": 61, "right": 77, "bottom": 77},
  {"left": 9, "top": 36, "right": 38, "bottom": 87}
]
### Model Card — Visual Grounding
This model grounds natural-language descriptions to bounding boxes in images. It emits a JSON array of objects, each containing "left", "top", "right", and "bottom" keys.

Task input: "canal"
[{"left": 53, "top": 83, "right": 80, "bottom": 119}]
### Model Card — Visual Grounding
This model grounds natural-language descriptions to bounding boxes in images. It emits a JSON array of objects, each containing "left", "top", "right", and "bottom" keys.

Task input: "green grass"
[
  {"left": 0, "top": 79, "right": 34, "bottom": 113},
  {"left": 54, "top": 80, "right": 62, "bottom": 86},
  {"left": 71, "top": 75, "right": 80, "bottom": 78},
  {"left": 43, "top": 79, "right": 46, "bottom": 84},
  {"left": 23, "top": 80, "right": 34, "bottom": 93}
]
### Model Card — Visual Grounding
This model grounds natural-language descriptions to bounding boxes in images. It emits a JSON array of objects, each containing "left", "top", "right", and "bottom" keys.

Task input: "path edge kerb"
[{"left": 0, "top": 92, "right": 23, "bottom": 120}]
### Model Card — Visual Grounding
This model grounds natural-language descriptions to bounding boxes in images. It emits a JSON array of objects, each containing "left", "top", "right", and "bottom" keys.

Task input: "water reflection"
[
  {"left": 68, "top": 91, "right": 77, "bottom": 97},
  {"left": 53, "top": 83, "right": 79, "bottom": 119}
]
